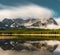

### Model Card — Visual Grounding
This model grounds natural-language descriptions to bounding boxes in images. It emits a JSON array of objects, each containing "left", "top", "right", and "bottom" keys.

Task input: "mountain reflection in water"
[{"left": 0, "top": 40, "right": 60, "bottom": 55}]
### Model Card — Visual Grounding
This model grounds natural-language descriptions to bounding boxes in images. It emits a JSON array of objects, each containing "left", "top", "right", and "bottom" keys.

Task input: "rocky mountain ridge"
[{"left": 0, "top": 18, "right": 58, "bottom": 29}]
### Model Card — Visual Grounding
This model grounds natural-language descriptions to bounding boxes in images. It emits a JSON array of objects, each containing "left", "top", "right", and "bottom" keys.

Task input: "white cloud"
[
  {"left": 55, "top": 18, "right": 60, "bottom": 25},
  {"left": 44, "top": 18, "right": 60, "bottom": 29},
  {"left": 0, "top": 4, "right": 54, "bottom": 21},
  {"left": 1, "top": 4, "right": 60, "bottom": 29}
]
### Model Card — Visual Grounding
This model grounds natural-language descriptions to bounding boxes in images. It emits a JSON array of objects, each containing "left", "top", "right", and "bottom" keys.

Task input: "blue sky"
[{"left": 0, "top": 0, "right": 60, "bottom": 19}]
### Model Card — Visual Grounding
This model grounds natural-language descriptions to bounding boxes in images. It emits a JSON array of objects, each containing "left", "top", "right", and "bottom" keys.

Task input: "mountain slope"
[
  {"left": 0, "top": 17, "right": 59, "bottom": 29},
  {"left": 25, "top": 18, "right": 58, "bottom": 29}
]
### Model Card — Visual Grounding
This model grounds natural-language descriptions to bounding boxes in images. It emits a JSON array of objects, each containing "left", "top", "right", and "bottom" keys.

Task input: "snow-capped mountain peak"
[{"left": 0, "top": 17, "right": 59, "bottom": 29}]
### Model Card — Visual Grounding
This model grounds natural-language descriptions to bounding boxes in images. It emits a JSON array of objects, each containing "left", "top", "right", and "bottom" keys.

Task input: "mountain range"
[{"left": 0, "top": 17, "right": 58, "bottom": 30}]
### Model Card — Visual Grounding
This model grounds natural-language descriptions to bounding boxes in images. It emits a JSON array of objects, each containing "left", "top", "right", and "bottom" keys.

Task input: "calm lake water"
[{"left": 0, "top": 40, "right": 60, "bottom": 55}]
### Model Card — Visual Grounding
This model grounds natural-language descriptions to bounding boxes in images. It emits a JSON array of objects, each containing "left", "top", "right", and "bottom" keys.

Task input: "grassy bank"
[
  {"left": 0, "top": 28, "right": 60, "bottom": 34},
  {"left": 0, "top": 35, "right": 60, "bottom": 41},
  {"left": 0, "top": 28, "right": 60, "bottom": 40}
]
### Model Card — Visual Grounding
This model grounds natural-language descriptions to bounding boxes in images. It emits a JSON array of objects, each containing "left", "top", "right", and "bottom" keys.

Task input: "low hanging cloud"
[
  {"left": 0, "top": 4, "right": 54, "bottom": 21},
  {"left": 55, "top": 18, "right": 60, "bottom": 25},
  {"left": 0, "top": 4, "right": 60, "bottom": 29}
]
